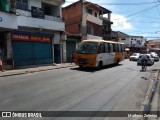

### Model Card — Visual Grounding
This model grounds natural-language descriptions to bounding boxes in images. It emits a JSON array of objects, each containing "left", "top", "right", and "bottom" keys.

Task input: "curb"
[
  {"left": 0, "top": 65, "right": 75, "bottom": 77},
  {"left": 141, "top": 69, "right": 160, "bottom": 119}
]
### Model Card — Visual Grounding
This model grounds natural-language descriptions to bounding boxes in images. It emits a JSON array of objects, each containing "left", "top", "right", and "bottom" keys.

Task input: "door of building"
[{"left": 12, "top": 41, "right": 52, "bottom": 67}]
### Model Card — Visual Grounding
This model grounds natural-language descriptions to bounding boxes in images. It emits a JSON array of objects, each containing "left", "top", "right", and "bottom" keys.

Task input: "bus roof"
[{"left": 81, "top": 39, "right": 124, "bottom": 44}]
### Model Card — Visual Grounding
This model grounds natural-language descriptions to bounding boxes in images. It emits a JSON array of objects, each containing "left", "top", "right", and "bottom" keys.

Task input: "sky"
[{"left": 63, "top": 0, "right": 160, "bottom": 40}]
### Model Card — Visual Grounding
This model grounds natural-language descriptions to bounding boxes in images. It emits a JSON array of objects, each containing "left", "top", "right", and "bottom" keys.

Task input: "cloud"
[{"left": 111, "top": 14, "right": 132, "bottom": 31}]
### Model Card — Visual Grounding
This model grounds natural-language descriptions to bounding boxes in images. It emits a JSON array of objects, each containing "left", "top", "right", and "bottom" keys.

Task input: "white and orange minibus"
[{"left": 74, "top": 39, "right": 125, "bottom": 69}]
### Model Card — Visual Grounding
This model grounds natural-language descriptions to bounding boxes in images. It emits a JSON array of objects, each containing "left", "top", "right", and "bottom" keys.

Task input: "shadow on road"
[{"left": 70, "top": 64, "right": 123, "bottom": 73}]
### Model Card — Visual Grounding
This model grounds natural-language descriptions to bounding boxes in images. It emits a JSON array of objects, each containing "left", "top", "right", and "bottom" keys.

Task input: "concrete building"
[
  {"left": 62, "top": 0, "right": 112, "bottom": 62},
  {"left": 0, "top": 0, "right": 18, "bottom": 69},
  {"left": 147, "top": 40, "right": 160, "bottom": 49},
  {"left": 111, "top": 31, "right": 146, "bottom": 53},
  {"left": 147, "top": 40, "right": 160, "bottom": 56},
  {"left": 0, "top": 0, "right": 65, "bottom": 69}
]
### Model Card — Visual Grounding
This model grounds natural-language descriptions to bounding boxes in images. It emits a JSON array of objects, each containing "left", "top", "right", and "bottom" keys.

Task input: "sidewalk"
[
  {"left": 0, "top": 63, "right": 75, "bottom": 77},
  {"left": 140, "top": 62, "right": 160, "bottom": 120}
]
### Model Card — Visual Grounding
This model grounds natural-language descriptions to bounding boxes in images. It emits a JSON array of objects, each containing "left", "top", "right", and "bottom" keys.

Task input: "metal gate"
[
  {"left": 12, "top": 41, "right": 52, "bottom": 67},
  {"left": 66, "top": 41, "right": 76, "bottom": 62}
]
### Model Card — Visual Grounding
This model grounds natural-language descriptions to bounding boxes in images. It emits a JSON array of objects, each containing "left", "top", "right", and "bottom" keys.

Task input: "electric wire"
[
  {"left": 65, "top": 1, "right": 159, "bottom": 5},
  {"left": 155, "top": 0, "right": 160, "bottom": 17}
]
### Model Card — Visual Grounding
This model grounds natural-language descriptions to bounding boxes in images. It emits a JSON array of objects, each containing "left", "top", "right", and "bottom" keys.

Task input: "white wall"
[
  {"left": 17, "top": 16, "right": 65, "bottom": 31},
  {"left": 0, "top": 11, "right": 17, "bottom": 29},
  {"left": 62, "top": 41, "right": 66, "bottom": 62},
  {"left": 119, "top": 36, "right": 146, "bottom": 47},
  {"left": 54, "top": 32, "right": 60, "bottom": 44},
  {"left": 29, "top": 0, "right": 62, "bottom": 9},
  {"left": 85, "top": 13, "right": 102, "bottom": 25},
  {"left": 87, "top": 34, "right": 102, "bottom": 40}
]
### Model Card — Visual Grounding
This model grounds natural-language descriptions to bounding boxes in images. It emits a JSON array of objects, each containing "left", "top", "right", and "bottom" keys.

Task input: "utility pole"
[{"left": 80, "top": 0, "right": 84, "bottom": 36}]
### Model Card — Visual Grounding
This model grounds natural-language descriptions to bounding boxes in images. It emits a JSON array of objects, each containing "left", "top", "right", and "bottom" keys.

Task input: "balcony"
[
  {"left": 0, "top": 11, "right": 18, "bottom": 30},
  {"left": 87, "top": 34, "right": 102, "bottom": 40},
  {"left": 16, "top": 10, "right": 65, "bottom": 31},
  {"left": 84, "top": 13, "right": 102, "bottom": 26}
]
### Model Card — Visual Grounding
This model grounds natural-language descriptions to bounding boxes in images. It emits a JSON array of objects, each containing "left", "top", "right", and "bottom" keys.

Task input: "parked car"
[
  {"left": 150, "top": 52, "right": 157, "bottom": 56},
  {"left": 130, "top": 53, "right": 140, "bottom": 61},
  {"left": 137, "top": 54, "right": 154, "bottom": 66},
  {"left": 150, "top": 52, "right": 159, "bottom": 62}
]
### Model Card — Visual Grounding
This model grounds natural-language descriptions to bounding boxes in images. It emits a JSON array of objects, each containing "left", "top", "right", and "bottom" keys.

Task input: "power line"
[
  {"left": 65, "top": 1, "right": 159, "bottom": 5},
  {"left": 111, "top": 4, "right": 160, "bottom": 21},
  {"left": 98, "top": 2, "right": 159, "bottom": 5},
  {"left": 130, "top": 22, "right": 160, "bottom": 23},
  {"left": 125, "top": 4, "right": 160, "bottom": 18},
  {"left": 142, "top": 15, "right": 160, "bottom": 19},
  {"left": 155, "top": 0, "right": 160, "bottom": 17}
]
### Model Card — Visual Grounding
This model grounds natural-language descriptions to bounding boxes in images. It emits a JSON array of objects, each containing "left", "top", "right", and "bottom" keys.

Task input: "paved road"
[{"left": 0, "top": 60, "right": 158, "bottom": 120}]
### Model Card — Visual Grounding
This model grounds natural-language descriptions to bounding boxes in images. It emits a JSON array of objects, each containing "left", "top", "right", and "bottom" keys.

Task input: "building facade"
[
  {"left": 0, "top": 0, "right": 17, "bottom": 69},
  {"left": 147, "top": 40, "right": 160, "bottom": 55},
  {"left": 0, "top": 0, "right": 65, "bottom": 69},
  {"left": 62, "top": 0, "right": 112, "bottom": 62},
  {"left": 111, "top": 31, "right": 146, "bottom": 54},
  {"left": 147, "top": 40, "right": 160, "bottom": 49}
]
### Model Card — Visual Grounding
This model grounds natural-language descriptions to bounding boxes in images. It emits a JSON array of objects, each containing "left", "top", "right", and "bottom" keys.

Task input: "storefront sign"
[
  {"left": 31, "top": 6, "right": 45, "bottom": 19},
  {"left": 12, "top": 34, "right": 51, "bottom": 42},
  {"left": 12, "top": 34, "right": 29, "bottom": 40}
]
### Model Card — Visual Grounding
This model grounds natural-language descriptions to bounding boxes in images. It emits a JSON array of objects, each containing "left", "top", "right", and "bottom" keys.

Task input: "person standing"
[
  {"left": 0, "top": 48, "right": 4, "bottom": 72},
  {"left": 71, "top": 51, "right": 74, "bottom": 64}
]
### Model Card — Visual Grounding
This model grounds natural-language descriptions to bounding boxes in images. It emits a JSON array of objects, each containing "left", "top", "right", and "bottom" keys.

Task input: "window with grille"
[{"left": 16, "top": 0, "right": 28, "bottom": 11}]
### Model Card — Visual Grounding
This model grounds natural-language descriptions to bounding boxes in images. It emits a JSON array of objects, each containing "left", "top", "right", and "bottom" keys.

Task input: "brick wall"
[
  {"left": 87, "top": 21, "right": 102, "bottom": 36},
  {"left": 62, "top": 2, "right": 82, "bottom": 34}
]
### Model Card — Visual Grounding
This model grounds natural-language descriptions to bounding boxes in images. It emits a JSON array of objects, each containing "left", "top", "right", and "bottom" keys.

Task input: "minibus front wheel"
[{"left": 97, "top": 61, "right": 103, "bottom": 70}]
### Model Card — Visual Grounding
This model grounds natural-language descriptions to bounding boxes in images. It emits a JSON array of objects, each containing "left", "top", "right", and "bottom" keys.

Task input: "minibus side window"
[
  {"left": 110, "top": 43, "right": 113, "bottom": 52},
  {"left": 98, "top": 43, "right": 105, "bottom": 53},
  {"left": 105, "top": 43, "right": 109, "bottom": 53}
]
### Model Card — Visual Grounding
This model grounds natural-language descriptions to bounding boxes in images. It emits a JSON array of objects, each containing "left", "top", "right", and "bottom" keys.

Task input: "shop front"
[
  {"left": 66, "top": 35, "right": 81, "bottom": 62},
  {"left": 11, "top": 32, "right": 53, "bottom": 68}
]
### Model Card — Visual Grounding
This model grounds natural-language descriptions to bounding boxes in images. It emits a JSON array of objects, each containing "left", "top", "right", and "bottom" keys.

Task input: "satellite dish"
[{"left": 16, "top": 12, "right": 20, "bottom": 16}]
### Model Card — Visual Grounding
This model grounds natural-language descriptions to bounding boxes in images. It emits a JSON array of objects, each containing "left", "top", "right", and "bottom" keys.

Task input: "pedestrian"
[
  {"left": 0, "top": 48, "right": 4, "bottom": 72},
  {"left": 71, "top": 51, "right": 74, "bottom": 64}
]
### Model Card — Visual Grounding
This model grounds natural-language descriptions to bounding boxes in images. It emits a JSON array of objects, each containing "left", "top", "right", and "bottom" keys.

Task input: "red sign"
[{"left": 12, "top": 34, "right": 51, "bottom": 42}]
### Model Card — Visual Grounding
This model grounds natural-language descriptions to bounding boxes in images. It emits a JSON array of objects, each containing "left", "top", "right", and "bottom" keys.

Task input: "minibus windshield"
[{"left": 77, "top": 42, "right": 98, "bottom": 54}]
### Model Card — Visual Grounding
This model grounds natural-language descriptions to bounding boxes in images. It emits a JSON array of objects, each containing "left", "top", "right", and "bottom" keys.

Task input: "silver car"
[
  {"left": 130, "top": 53, "right": 140, "bottom": 61},
  {"left": 137, "top": 54, "right": 154, "bottom": 66},
  {"left": 150, "top": 53, "right": 159, "bottom": 62}
]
